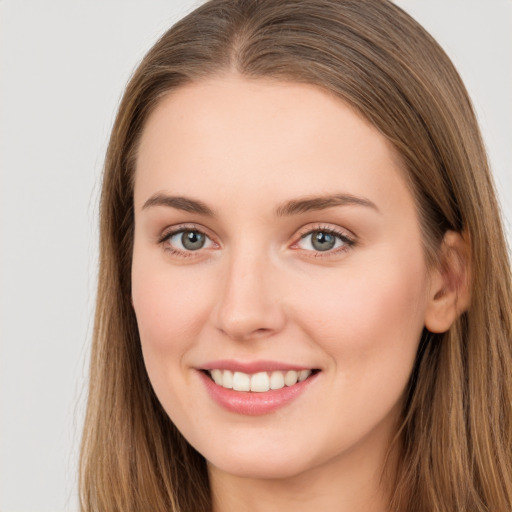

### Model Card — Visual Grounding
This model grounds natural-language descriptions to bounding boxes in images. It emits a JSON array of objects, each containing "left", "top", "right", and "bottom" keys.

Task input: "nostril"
[
  {"left": 212, "top": 267, "right": 287, "bottom": 340},
  {"left": 216, "top": 323, "right": 280, "bottom": 342}
]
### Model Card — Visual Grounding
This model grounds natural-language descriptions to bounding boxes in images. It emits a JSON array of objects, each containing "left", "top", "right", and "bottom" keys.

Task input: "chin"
[
  {"left": 207, "top": 454, "right": 311, "bottom": 481},
  {"left": 200, "top": 437, "right": 325, "bottom": 481}
]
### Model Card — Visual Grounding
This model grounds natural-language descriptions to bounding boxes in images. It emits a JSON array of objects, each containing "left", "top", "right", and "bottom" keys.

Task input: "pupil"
[
  {"left": 182, "top": 231, "right": 205, "bottom": 250},
  {"left": 312, "top": 231, "right": 335, "bottom": 251}
]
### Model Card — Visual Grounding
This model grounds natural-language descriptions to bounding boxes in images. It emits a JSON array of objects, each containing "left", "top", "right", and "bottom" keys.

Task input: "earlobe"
[{"left": 424, "top": 230, "right": 471, "bottom": 333}]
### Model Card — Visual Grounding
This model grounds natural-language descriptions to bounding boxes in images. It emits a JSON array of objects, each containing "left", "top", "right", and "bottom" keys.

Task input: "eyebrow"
[
  {"left": 141, "top": 192, "right": 379, "bottom": 217},
  {"left": 275, "top": 194, "right": 379, "bottom": 216},
  {"left": 142, "top": 193, "right": 214, "bottom": 216}
]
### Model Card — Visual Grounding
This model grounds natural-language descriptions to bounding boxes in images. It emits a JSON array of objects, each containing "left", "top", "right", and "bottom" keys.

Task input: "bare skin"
[{"left": 131, "top": 75, "right": 466, "bottom": 512}]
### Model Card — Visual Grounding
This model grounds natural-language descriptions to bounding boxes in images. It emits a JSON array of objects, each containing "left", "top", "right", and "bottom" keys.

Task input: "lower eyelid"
[{"left": 162, "top": 246, "right": 196, "bottom": 258}]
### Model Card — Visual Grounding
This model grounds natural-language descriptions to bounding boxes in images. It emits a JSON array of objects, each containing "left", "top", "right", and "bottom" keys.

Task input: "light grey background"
[{"left": 0, "top": 1, "right": 510, "bottom": 511}]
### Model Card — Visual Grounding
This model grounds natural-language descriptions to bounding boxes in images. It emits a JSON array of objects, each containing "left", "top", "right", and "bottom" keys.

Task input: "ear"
[{"left": 424, "top": 231, "right": 471, "bottom": 333}]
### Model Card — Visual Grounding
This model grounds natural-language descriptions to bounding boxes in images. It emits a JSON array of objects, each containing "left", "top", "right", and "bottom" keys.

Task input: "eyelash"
[
  {"left": 158, "top": 224, "right": 216, "bottom": 258},
  {"left": 292, "top": 225, "right": 356, "bottom": 257},
  {"left": 158, "top": 224, "right": 356, "bottom": 258}
]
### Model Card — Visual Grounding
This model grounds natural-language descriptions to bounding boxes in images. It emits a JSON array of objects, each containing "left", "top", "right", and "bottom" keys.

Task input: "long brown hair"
[{"left": 80, "top": 1, "right": 512, "bottom": 510}]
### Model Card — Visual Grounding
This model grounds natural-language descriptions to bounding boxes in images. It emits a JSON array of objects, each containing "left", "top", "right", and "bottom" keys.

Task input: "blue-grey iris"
[
  {"left": 311, "top": 231, "right": 336, "bottom": 251},
  {"left": 182, "top": 231, "right": 205, "bottom": 250}
]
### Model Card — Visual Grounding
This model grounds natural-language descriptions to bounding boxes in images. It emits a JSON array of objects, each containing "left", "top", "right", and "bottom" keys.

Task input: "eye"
[
  {"left": 162, "top": 228, "right": 214, "bottom": 253},
  {"left": 296, "top": 229, "right": 354, "bottom": 253}
]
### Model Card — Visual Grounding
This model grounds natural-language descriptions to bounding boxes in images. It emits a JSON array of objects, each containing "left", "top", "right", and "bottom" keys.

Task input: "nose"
[{"left": 212, "top": 248, "right": 286, "bottom": 342}]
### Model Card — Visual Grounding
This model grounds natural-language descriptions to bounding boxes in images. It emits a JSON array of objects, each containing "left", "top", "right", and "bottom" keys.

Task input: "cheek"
[
  {"left": 131, "top": 255, "right": 217, "bottom": 428},
  {"left": 133, "top": 275, "right": 188, "bottom": 350},
  {"left": 288, "top": 253, "right": 429, "bottom": 451},
  {"left": 295, "top": 249, "right": 428, "bottom": 381},
  {"left": 131, "top": 252, "right": 212, "bottom": 375}
]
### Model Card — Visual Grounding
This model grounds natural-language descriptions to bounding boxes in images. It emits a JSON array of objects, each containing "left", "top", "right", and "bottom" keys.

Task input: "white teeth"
[
  {"left": 211, "top": 369, "right": 223, "bottom": 385},
  {"left": 232, "top": 371, "right": 250, "bottom": 391},
  {"left": 208, "top": 369, "right": 314, "bottom": 392},
  {"left": 298, "top": 370, "right": 311, "bottom": 382},
  {"left": 269, "top": 371, "right": 285, "bottom": 390},
  {"left": 250, "top": 372, "right": 270, "bottom": 392},
  {"left": 223, "top": 370, "right": 233, "bottom": 389},
  {"left": 284, "top": 370, "right": 298, "bottom": 386}
]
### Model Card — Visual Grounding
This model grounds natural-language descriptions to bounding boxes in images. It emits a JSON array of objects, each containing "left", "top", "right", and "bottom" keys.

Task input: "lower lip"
[{"left": 198, "top": 371, "right": 319, "bottom": 416}]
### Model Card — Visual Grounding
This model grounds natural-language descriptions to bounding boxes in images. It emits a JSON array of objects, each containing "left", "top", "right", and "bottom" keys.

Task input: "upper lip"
[{"left": 200, "top": 359, "right": 316, "bottom": 373}]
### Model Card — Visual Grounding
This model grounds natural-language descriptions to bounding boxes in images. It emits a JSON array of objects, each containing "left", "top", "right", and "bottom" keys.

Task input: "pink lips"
[
  {"left": 198, "top": 360, "right": 319, "bottom": 416},
  {"left": 201, "top": 359, "right": 308, "bottom": 373}
]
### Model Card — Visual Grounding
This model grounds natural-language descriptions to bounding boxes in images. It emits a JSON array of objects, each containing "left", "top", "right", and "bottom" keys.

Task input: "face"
[{"left": 132, "top": 75, "right": 434, "bottom": 481}]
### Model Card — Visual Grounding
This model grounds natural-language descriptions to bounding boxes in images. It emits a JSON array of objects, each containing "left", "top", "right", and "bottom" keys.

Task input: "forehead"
[{"left": 134, "top": 75, "right": 413, "bottom": 217}]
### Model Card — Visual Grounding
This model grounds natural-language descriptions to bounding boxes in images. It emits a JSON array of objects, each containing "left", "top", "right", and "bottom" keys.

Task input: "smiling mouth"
[{"left": 204, "top": 369, "right": 320, "bottom": 392}]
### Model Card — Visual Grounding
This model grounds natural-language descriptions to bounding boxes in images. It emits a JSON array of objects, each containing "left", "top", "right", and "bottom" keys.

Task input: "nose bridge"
[{"left": 213, "top": 241, "right": 284, "bottom": 340}]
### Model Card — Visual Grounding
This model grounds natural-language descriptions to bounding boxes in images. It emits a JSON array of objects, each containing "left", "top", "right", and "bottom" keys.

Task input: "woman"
[{"left": 79, "top": 0, "right": 512, "bottom": 510}]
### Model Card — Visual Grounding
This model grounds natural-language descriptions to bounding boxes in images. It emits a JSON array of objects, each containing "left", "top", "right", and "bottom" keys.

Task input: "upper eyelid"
[
  {"left": 158, "top": 223, "right": 214, "bottom": 243},
  {"left": 158, "top": 226, "right": 217, "bottom": 256},
  {"left": 289, "top": 225, "right": 357, "bottom": 258},
  {"left": 294, "top": 224, "right": 356, "bottom": 242}
]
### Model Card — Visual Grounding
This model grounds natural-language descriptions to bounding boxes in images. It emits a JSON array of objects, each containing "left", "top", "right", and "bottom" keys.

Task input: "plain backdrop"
[{"left": 0, "top": 1, "right": 510, "bottom": 511}]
